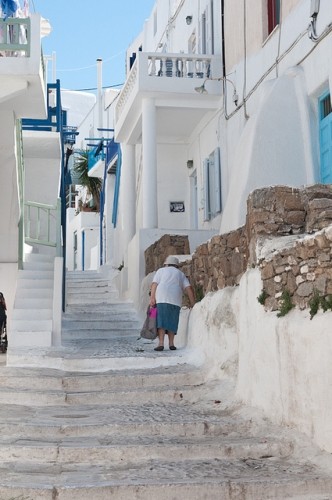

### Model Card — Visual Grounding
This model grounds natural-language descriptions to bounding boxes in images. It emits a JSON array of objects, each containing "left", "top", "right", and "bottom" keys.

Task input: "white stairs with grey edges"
[
  {"left": 9, "top": 253, "right": 54, "bottom": 348},
  {"left": 1, "top": 270, "right": 332, "bottom": 498}
]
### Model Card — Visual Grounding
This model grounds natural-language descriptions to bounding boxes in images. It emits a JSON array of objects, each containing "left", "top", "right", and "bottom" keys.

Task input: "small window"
[
  {"left": 320, "top": 94, "right": 332, "bottom": 119},
  {"left": 267, "top": 0, "right": 280, "bottom": 35},
  {"left": 203, "top": 148, "right": 222, "bottom": 221}
]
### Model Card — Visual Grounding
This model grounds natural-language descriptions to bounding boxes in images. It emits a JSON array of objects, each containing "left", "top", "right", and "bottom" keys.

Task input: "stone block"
[
  {"left": 297, "top": 282, "right": 313, "bottom": 297},
  {"left": 261, "top": 262, "right": 274, "bottom": 280}
]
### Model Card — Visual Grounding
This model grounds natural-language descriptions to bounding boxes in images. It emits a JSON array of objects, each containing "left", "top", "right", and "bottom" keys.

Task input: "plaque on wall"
[{"left": 170, "top": 201, "right": 185, "bottom": 212}]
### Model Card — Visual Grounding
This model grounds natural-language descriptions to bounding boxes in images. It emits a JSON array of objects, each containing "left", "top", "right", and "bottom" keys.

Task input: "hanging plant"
[{"left": 73, "top": 150, "right": 102, "bottom": 211}]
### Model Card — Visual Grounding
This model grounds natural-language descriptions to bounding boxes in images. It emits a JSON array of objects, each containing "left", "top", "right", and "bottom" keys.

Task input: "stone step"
[
  {"left": 23, "top": 261, "right": 54, "bottom": 271},
  {"left": 67, "top": 280, "right": 116, "bottom": 288},
  {"left": 0, "top": 458, "right": 330, "bottom": 499},
  {"left": 12, "top": 309, "right": 52, "bottom": 320},
  {"left": 63, "top": 310, "right": 139, "bottom": 321},
  {"left": 65, "top": 301, "right": 135, "bottom": 312},
  {"left": 18, "top": 269, "right": 54, "bottom": 279},
  {"left": 0, "top": 365, "right": 205, "bottom": 392},
  {"left": 13, "top": 297, "right": 53, "bottom": 309},
  {"left": 16, "top": 278, "right": 53, "bottom": 289},
  {"left": 0, "top": 401, "right": 246, "bottom": 439},
  {"left": 10, "top": 319, "right": 52, "bottom": 332},
  {"left": 15, "top": 288, "right": 53, "bottom": 299},
  {"left": 0, "top": 435, "right": 292, "bottom": 465},
  {"left": 62, "top": 321, "right": 141, "bottom": 339},
  {"left": 25, "top": 253, "right": 54, "bottom": 263},
  {"left": 8, "top": 331, "right": 52, "bottom": 348},
  {"left": 0, "top": 381, "right": 209, "bottom": 406},
  {"left": 66, "top": 294, "right": 119, "bottom": 305}
]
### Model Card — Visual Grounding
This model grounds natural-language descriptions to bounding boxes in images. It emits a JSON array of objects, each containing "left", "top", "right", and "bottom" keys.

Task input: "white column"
[
  {"left": 96, "top": 58, "right": 103, "bottom": 130},
  {"left": 142, "top": 98, "right": 157, "bottom": 228},
  {"left": 121, "top": 144, "right": 136, "bottom": 246}
]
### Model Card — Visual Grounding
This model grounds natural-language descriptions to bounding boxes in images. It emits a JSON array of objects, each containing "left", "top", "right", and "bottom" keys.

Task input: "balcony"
[
  {"left": 115, "top": 52, "right": 222, "bottom": 144},
  {"left": 0, "top": 14, "right": 46, "bottom": 119}
]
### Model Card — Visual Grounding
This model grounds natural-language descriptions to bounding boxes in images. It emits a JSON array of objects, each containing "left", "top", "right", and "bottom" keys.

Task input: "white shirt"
[{"left": 152, "top": 266, "right": 190, "bottom": 307}]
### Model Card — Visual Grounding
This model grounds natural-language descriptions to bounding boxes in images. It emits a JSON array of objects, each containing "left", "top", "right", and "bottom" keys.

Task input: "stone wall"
[
  {"left": 181, "top": 227, "right": 248, "bottom": 295},
  {"left": 260, "top": 227, "right": 332, "bottom": 311},
  {"left": 246, "top": 184, "right": 332, "bottom": 263},
  {"left": 144, "top": 234, "right": 190, "bottom": 275},
  {"left": 144, "top": 184, "right": 332, "bottom": 310}
]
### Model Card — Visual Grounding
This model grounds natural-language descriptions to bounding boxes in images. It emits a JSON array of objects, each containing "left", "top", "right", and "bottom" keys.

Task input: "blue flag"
[{"left": 1, "top": 0, "right": 19, "bottom": 19}]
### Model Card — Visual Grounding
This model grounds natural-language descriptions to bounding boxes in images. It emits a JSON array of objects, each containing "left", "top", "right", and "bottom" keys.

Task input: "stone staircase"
[
  {"left": 9, "top": 253, "right": 54, "bottom": 347},
  {"left": 1, "top": 271, "right": 332, "bottom": 498}
]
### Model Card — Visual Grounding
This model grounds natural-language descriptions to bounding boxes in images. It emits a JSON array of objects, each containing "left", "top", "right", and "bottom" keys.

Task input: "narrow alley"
[{"left": 0, "top": 272, "right": 331, "bottom": 499}]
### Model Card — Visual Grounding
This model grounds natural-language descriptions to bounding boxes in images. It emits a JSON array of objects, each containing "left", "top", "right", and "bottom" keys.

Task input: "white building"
[
  {"left": 0, "top": 10, "right": 63, "bottom": 340},
  {"left": 100, "top": 0, "right": 330, "bottom": 308}
]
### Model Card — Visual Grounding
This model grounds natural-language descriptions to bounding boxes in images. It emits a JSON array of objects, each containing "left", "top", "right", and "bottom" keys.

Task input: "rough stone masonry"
[{"left": 145, "top": 184, "right": 332, "bottom": 312}]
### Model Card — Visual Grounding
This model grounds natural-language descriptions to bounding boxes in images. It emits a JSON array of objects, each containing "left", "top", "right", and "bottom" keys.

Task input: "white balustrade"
[{"left": 116, "top": 52, "right": 214, "bottom": 121}]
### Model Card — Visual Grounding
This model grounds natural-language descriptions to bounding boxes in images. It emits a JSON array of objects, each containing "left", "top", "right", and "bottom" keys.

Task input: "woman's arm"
[
  {"left": 150, "top": 282, "right": 158, "bottom": 307},
  {"left": 185, "top": 286, "right": 196, "bottom": 308}
]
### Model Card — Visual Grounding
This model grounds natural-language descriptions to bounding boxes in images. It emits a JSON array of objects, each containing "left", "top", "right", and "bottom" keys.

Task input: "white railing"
[
  {"left": 0, "top": 17, "right": 30, "bottom": 56},
  {"left": 148, "top": 54, "right": 211, "bottom": 78},
  {"left": 116, "top": 52, "right": 214, "bottom": 121},
  {"left": 16, "top": 120, "right": 25, "bottom": 270},
  {"left": 25, "top": 198, "right": 61, "bottom": 256}
]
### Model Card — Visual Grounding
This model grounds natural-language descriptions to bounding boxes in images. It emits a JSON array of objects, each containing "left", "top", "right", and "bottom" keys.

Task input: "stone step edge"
[
  {"left": 6, "top": 348, "right": 205, "bottom": 372},
  {"left": 0, "top": 437, "right": 292, "bottom": 464},
  {"left": 0, "top": 462, "right": 329, "bottom": 496},
  {"left": 0, "top": 383, "right": 205, "bottom": 401}
]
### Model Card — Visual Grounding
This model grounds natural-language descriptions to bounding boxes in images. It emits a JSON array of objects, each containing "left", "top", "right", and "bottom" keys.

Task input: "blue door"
[{"left": 319, "top": 92, "right": 332, "bottom": 183}]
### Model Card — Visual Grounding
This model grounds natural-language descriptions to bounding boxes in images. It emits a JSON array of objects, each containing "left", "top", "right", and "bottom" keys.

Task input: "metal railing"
[
  {"left": 0, "top": 17, "right": 30, "bottom": 56},
  {"left": 16, "top": 120, "right": 25, "bottom": 270},
  {"left": 24, "top": 199, "right": 62, "bottom": 256}
]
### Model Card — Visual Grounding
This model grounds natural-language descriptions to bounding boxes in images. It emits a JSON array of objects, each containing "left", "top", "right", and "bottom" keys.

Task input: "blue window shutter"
[
  {"left": 203, "top": 158, "right": 210, "bottom": 221},
  {"left": 319, "top": 93, "right": 332, "bottom": 184},
  {"left": 214, "top": 147, "right": 222, "bottom": 213},
  {"left": 112, "top": 146, "right": 122, "bottom": 227}
]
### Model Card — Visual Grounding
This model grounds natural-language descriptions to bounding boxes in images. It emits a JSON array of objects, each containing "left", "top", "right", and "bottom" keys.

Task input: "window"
[
  {"left": 203, "top": 148, "right": 221, "bottom": 221},
  {"left": 267, "top": 0, "right": 280, "bottom": 35},
  {"left": 319, "top": 92, "right": 332, "bottom": 184},
  {"left": 201, "top": 1, "right": 214, "bottom": 55}
]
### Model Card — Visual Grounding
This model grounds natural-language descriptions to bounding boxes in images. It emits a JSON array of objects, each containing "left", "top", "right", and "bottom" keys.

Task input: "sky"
[{"left": 31, "top": 0, "right": 156, "bottom": 91}]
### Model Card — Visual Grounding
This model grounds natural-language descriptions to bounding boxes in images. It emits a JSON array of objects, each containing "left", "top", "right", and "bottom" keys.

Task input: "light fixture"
[
  {"left": 187, "top": 160, "right": 194, "bottom": 169},
  {"left": 195, "top": 77, "right": 239, "bottom": 106},
  {"left": 186, "top": 15, "right": 193, "bottom": 25}
]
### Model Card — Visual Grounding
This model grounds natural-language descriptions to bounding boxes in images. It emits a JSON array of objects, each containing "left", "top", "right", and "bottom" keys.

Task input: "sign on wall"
[{"left": 170, "top": 201, "right": 185, "bottom": 212}]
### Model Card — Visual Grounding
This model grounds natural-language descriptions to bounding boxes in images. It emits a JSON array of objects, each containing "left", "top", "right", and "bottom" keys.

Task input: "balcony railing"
[
  {"left": 116, "top": 52, "right": 216, "bottom": 122},
  {"left": 148, "top": 54, "right": 211, "bottom": 78},
  {"left": 0, "top": 17, "right": 30, "bottom": 56},
  {"left": 25, "top": 199, "right": 62, "bottom": 256}
]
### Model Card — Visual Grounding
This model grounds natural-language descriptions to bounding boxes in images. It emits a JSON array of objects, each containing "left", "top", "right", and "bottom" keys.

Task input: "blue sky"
[{"left": 31, "top": 0, "right": 156, "bottom": 91}]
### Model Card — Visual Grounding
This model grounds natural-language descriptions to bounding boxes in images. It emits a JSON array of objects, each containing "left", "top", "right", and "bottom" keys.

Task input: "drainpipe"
[
  {"left": 221, "top": 0, "right": 229, "bottom": 118},
  {"left": 221, "top": 0, "right": 226, "bottom": 83},
  {"left": 97, "top": 58, "right": 103, "bottom": 130}
]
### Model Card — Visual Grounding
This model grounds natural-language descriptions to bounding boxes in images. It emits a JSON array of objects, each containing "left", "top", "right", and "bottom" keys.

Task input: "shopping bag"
[{"left": 140, "top": 306, "right": 157, "bottom": 340}]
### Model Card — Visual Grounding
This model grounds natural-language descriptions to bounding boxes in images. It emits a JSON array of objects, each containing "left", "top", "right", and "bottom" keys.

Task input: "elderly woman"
[{"left": 149, "top": 256, "right": 195, "bottom": 351}]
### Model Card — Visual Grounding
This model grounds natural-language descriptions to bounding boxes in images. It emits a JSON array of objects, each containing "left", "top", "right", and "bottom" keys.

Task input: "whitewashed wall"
[
  {"left": 187, "top": 267, "right": 332, "bottom": 453},
  {"left": 66, "top": 210, "right": 100, "bottom": 271}
]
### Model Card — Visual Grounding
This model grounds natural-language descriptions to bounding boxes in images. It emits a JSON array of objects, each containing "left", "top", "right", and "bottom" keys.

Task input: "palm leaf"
[{"left": 73, "top": 150, "right": 102, "bottom": 211}]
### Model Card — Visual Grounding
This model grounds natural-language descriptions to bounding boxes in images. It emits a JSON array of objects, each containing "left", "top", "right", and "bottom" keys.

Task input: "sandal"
[
  {"left": 169, "top": 346, "right": 177, "bottom": 350},
  {"left": 154, "top": 346, "right": 164, "bottom": 351}
]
